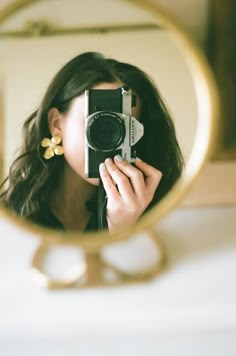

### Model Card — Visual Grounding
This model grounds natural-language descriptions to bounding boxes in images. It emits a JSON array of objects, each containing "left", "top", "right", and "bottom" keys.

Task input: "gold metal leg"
[
  {"left": 31, "top": 228, "right": 167, "bottom": 289},
  {"left": 31, "top": 242, "right": 86, "bottom": 289}
]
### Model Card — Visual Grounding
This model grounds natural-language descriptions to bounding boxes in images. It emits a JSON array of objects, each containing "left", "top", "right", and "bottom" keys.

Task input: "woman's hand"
[{"left": 99, "top": 155, "right": 162, "bottom": 233}]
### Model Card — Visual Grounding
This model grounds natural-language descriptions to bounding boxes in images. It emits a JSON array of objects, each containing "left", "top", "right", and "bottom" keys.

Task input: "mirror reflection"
[{"left": 0, "top": 0, "right": 199, "bottom": 233}]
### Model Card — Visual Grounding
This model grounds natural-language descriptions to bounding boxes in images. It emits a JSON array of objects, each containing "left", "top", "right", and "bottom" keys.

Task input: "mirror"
[{"left": 0, "top": 0, "right": 218, "bottom": 242}]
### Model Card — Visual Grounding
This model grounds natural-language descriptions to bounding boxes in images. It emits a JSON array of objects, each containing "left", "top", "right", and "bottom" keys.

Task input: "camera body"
[{"left": 85, "top": 87, "right": 144, "bottom": 178}]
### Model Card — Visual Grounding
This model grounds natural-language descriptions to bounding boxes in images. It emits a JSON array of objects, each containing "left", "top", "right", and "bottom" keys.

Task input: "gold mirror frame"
[{"left": 0, "top": 0, "right": 219, "bottom": 288}]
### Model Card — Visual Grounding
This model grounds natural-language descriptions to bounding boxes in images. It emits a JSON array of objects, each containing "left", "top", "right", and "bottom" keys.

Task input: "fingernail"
[
  {"left": 114, "top": 154, "right": 123, "bottom": 161},
  {"left": 105, "top": 158, "right": 113, "bottom": 165},
  {"left": 100, "top": 163, "right": 106, "bottom": 172},
  {"left": 136, "top": 157, "right": 142, "bottom": 162}
]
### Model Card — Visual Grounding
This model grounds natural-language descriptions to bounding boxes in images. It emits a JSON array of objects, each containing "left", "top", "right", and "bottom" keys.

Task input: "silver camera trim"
[
  {"left": 84, "top": 88, "right": 144, "bottom": 177},
  {"left": 85, "top": 111, "right": 143, "bottom": 161}
]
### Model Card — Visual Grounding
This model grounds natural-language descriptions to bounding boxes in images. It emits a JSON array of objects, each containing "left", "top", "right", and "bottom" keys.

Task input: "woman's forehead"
[{"left": 92, "top": 81, "right": 123, "bottom": 89}]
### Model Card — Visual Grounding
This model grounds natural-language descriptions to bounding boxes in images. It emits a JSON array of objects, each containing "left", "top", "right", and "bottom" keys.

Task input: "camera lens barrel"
[{"left": 86, "top": 111, "right": 126, "bottom": 151}]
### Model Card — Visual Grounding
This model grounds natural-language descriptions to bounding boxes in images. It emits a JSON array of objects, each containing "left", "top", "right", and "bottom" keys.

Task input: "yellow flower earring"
[{"left": 41, "top": 135, "right": 64, "bottom": 159}]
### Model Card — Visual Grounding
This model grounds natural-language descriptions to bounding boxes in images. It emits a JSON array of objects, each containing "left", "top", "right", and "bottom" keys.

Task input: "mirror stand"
[{"left": 31, "top": 229, "right": 167, "bottom": 289}]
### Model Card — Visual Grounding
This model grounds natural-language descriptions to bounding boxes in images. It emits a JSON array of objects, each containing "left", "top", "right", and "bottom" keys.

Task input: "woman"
[{"left": 0, "top": 52, "right": 183, "bottom": 232}]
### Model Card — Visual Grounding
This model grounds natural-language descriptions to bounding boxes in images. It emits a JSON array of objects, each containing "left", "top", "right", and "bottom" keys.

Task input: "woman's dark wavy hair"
[{"left": 0, "top": 51, "right": 183, "bottom": 221}]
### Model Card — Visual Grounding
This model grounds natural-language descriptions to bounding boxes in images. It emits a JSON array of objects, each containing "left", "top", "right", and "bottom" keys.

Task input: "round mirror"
[{"left": 0, "top": 0, "right": 218, "bottom": 248}]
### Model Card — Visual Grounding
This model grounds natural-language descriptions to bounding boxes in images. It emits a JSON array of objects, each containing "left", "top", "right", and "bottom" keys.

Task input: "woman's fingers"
[
  {"left": 100, "top": 156, "right": 162, "bottom": 206},
  {"left": 134, "top": 158, "right": 162, "bottom": 194},
  {"left": 99, "top": 157, "right": 163, "bottom": 232},
  {"left": 99, "top": 162, "right": 120, "bottom": 201},
  {"left": 112, "top": 155, "right": 146, "bottom": 194},
  {"left": 103, "top": 158, "right": 135, "bottom": 202}
]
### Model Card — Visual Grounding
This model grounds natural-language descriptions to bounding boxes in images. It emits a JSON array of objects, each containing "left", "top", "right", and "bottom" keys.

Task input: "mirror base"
[{"left": 31, "top": 229, "right": 167, "bottom": 289}]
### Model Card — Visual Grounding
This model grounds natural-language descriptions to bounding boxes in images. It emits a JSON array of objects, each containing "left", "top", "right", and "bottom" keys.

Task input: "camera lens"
[{"left": 86, "top": 112, "right": 125, "bottom": 151}]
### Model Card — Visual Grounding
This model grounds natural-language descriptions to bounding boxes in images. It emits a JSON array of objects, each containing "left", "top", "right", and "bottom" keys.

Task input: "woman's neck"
[{"left": 49, "top": 163, "right": 96, "bottom": 231}]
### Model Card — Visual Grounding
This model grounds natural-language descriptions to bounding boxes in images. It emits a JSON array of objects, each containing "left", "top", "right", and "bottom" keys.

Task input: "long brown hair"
[{"left": 0, "top": 52, "right": 183, "bottom": 221}]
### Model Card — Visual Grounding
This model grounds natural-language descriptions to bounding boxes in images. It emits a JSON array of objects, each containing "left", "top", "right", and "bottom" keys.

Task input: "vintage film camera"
[{"left": 85, "top": 86, "right": 144, "bottom": 178}]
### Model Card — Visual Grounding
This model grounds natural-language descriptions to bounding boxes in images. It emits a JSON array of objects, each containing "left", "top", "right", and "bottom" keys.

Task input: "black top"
[
  {"left": 30, "top": 205, "right": 98, "bottom": 232},
  {"left": 30, "top": 204, "right": 98, "bottom": 232},
  {"left": 28, "top": 185, "right": 108, "bottom": 232}
]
